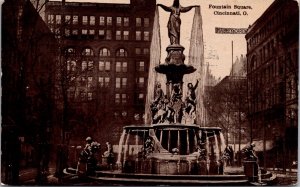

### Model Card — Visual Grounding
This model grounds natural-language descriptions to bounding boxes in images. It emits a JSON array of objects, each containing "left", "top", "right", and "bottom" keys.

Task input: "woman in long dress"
[{"left": 157, "top": 0, "right": 198, "bottom": 45}]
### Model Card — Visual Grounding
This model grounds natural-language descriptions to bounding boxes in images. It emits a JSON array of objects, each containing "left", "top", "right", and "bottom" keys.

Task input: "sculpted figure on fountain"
[{"left": 157, "top": 0, "right": 198, "bottom": 45}]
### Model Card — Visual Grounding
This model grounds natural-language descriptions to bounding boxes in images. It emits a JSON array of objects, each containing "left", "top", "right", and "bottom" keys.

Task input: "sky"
[{"left": 51, "top": 0, "right": 275, "bottom": 79}]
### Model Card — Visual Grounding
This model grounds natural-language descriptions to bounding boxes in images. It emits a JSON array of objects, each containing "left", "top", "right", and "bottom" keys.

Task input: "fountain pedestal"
[{"left": 243, "top": 160, "right": 258, "bottom": 182}]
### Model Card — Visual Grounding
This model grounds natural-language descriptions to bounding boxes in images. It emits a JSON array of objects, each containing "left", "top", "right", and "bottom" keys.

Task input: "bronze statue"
[{"left": 157, "top": 0, "right": 199, "bottom": 45}]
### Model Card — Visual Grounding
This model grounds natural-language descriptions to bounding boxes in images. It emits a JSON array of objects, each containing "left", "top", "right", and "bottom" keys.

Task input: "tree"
[{"left": 204, "top": 76, "right": 248, "bottom": 165}]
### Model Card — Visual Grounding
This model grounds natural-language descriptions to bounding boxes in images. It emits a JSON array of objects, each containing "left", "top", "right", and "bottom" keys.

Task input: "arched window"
[
  {"left": 99, "top": 48, "right": 111, "bottom": 57},
  {"left": 116, "top": 48, "right": 128, "bottom": 57},
  {"left": 65, "top": 47, "right": 75, "bottom": 55},
  {"left": 82, "top": 48, "right": 94, "bottom": 56}
]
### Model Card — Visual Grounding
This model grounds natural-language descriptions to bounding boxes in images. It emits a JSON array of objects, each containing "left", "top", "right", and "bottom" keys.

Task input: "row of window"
[
  {"left": 72, "top": 76, "right": 146, "bottom": 89},
  {"left": 72, "top": 92, "right": 145, "bottom": 104},
  {"left": 67, "top": 60, "right": 145, "bottom": 72},
  {"left": 249, "top": 85, "right": 282, "bottom": 112},
  {"left": 66, "top": 47, "right": 149, "bottom": 57},
  {"left": 53, "top": 27, "right": 150, "bottom": 41},
  {"left": 248, "top": 11, "right": 284, "bottom": 49},
  {"left": 48, "top": 14, "right": 150, "bottom": 27},
  {"left": 249, "top": 34, "right": 284, "bottom": 71}
]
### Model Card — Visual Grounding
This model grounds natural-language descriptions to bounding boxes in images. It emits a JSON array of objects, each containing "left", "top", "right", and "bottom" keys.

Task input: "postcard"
[{"left": 2, "top": 0, "right": 298, "bottom": 185}]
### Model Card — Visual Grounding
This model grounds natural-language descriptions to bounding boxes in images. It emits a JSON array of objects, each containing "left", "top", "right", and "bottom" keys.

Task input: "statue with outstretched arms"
[{"left": 157, "top": 0, "right": 199, "bottom": 45}]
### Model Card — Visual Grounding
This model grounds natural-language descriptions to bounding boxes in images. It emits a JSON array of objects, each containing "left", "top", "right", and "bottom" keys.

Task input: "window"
[
  {"left": 65, "top": 15, "right": 71, "bottom": 24},
  {"left": 99, "top": 77, "right": 104, "bottom": 87},
  {"left": 116, "top": 62, "right": 121, "bottom": 72},
  {"left": 73, "top": 15, "right": 78, "bottom": 24},
  {"left": 99, "top": 61, "right": 110, "bottom": 71},
  {"left": 55, "top": 28, "right": 61, "bottom": 38},
  {"left": 81, "top": 76, "right": 86, "bottom": 83},
  {"left": 72, "top": 29, "right": 78, "bottom": 36},
  {"left": 135, "top": 48, "right": 141, "bottom": 55},
  {"left": 116, "top": 62, "right": 127, "bottom": 72},
  {"left": 124, "top": 17, "right": 129, "bottom": 26},
  {"left": 90, "top": 16, "right": 95, "bottom": 25},
  {"left": 116, "top": 17, "right": 122, "bottom": 26},
  {"left": 82, "top": 61, "right": 87, "bottom": 71},
  {"left": 99, "top": 77, "right": 110, "bottom": 87},
  {"left": 66, "top": 47, "right": 75, "bottom": 55},
  {"left": 81, "top": 92, "right": 86, "bottom": 101},
  {"left": 48, "top": 14, "right": 54, "bottom": 24},
  {"left": 88, "top": 77, "right": 93, "bottom": 87},
  {"left": 143, "top": 48, "right": 149, "bottom": 54},
  {"left": 99, "top": 16, "right": 105, "bottom": 25},
  {"left": 138, "top": 93, "right": 144, "bottom": 103},
  {"left": 99, "top": 61, "right": 105, "bottom": 71},
  {"left": 65, "top": 29, "right": 70, "bottom": 37},
  {"left": 88, "top": 61, "right": 94, "bottom": 70},
  {"left": 105, "top": 77, "right": 110, "bottom": 87},
  {"left": 105, "top": 61, "right": 111, "bottom": 71},
  {"left": 122, "top": 94, "right": 127, "bottom": 104},
  {"left": 107, "top": 17, "right": 112, "bottom": 26},
  {"left": 106, "top": 30, "right": 112, "bottom": 40},
  {"left": 139, "top": 93, "right": 144, "bottom": 99},
  {"left": 116, "top": 78, "right": 121, "bottom": 88},
  {"left": 144, "top": 18, "right": 150, "bottom": 27},
  {"left": 144, "top": 31, "right": 149, "bottom": 41},
  {"left": 137, "top": 61, "right": 145, "bottom": 71},
  {"left": 82, "top": 16, "right": 88, "bottom": 25},
  {"left": 67, "top": 60, "right": 76, "bottom": 71},
  {"left": 99, "top": 30, "right": 105, "bottom": 38},
  {"left": 99, "top": 48, "right": 110, "bottom": 56},
  {"left": 70, "top": 61, "right": 76, "bottom": 71},
  {"left": 122, "top": 78, "right": 127, "bottom": 88},
  {"left": 122, "top": 62, "right": 127, "bottom": 72},
  {"left": 89, "top": 30, "right": 95, "bottom": 38},
  {"left": 116, "top": 30, "right": 121, "bottom": 40},
  {"left": 138, "top": 77, "right": 144, "bottom": 87},
  {"left": 82, "top": 48, "right": 93, "bottom": 56},
  {"left": 116, "top": 48, "right": 128, "bottom": 57},
  {"left": 82, "top": 29, "right": 88, "bottom": 36},
  {"left": 115, "top": 94, "right": 120, "bottom": 104},
  {"left": 56, "top": 15, "right": 61, "bottom": 24},
  {"left": 87, "top": 92, "right": 93, "bottom": 100},
  {"left": 123, "top": 31, "right": 129, "bottom": 40},
  {"left": 136, "top": 17, "right": 141, "bottom": 27},
  {"left": 136, "top": 31, "right": 141, "bottom": 40}
]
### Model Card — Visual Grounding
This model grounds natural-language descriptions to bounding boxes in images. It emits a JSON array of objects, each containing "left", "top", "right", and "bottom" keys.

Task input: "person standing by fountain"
[{"left": 157, "top": 0, "right": 199, "bottom": 45}]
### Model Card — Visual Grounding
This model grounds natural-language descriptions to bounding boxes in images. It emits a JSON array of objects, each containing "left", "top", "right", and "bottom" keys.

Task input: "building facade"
[
  {"left": 2, "top": 0, "right": 58, "bottom": 183},
  {"left": 246, "top": 0, "right": 298, "bottom": 169},
  {"left": 45, "top": 0, "right": 156, "bottom": 145}
]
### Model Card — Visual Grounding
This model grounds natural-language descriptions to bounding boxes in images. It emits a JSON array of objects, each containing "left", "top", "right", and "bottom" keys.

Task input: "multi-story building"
[
  {"left": 45, "top": 0, "right": 156, "bottom": 145},
  {"left": 246, "top": 0, "right": 298, "bottom": 169},
  {"left": 2, "top": 0, "right": 58, "bottom": 183}
]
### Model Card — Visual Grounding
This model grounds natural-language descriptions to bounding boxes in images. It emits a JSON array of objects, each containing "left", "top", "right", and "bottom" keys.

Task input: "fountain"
[{"left": 63, "top": 1, "right": 277, "bottom": 185}]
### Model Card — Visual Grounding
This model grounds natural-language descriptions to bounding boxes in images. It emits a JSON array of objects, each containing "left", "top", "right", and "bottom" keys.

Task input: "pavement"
[
  {"left": 19, "top": 167, "right": 59, "bottom": 185},
  {"left": 18, "top": 166, "right": 298, "bottom": 186}
]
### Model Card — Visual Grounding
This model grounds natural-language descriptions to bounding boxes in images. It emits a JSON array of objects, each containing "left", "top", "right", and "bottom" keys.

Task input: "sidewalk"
[
  {"left": 266, "top": 167, "right": 298, "bottom": 174},
  {"left": 19, "top": 167, "right": 58, "bottom": 185}
]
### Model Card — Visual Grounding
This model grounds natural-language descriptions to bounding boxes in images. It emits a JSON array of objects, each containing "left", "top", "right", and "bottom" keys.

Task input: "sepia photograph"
[{"left": 1, "top": 0, "right": 298, "bottom": 185}]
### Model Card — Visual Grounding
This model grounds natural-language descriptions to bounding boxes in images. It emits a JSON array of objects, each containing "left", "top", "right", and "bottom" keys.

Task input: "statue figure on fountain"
[
  {"left": 77, "top": 137, "right": 100, "bottom": 175},
  {"left": 157, "top": 0, "right": 199, "bottom": 45},
  {"left": 139, "top": 136, "right": 154, "bottom": 159},
  {"left": 103, "top": 142, "right": 114, "bottom": 168},
  {"left": 241, "top": 143, "right": 258, "bottom": 161},
  {"left": 182, "top": 80, "right": 199, "bottom": 124}
]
